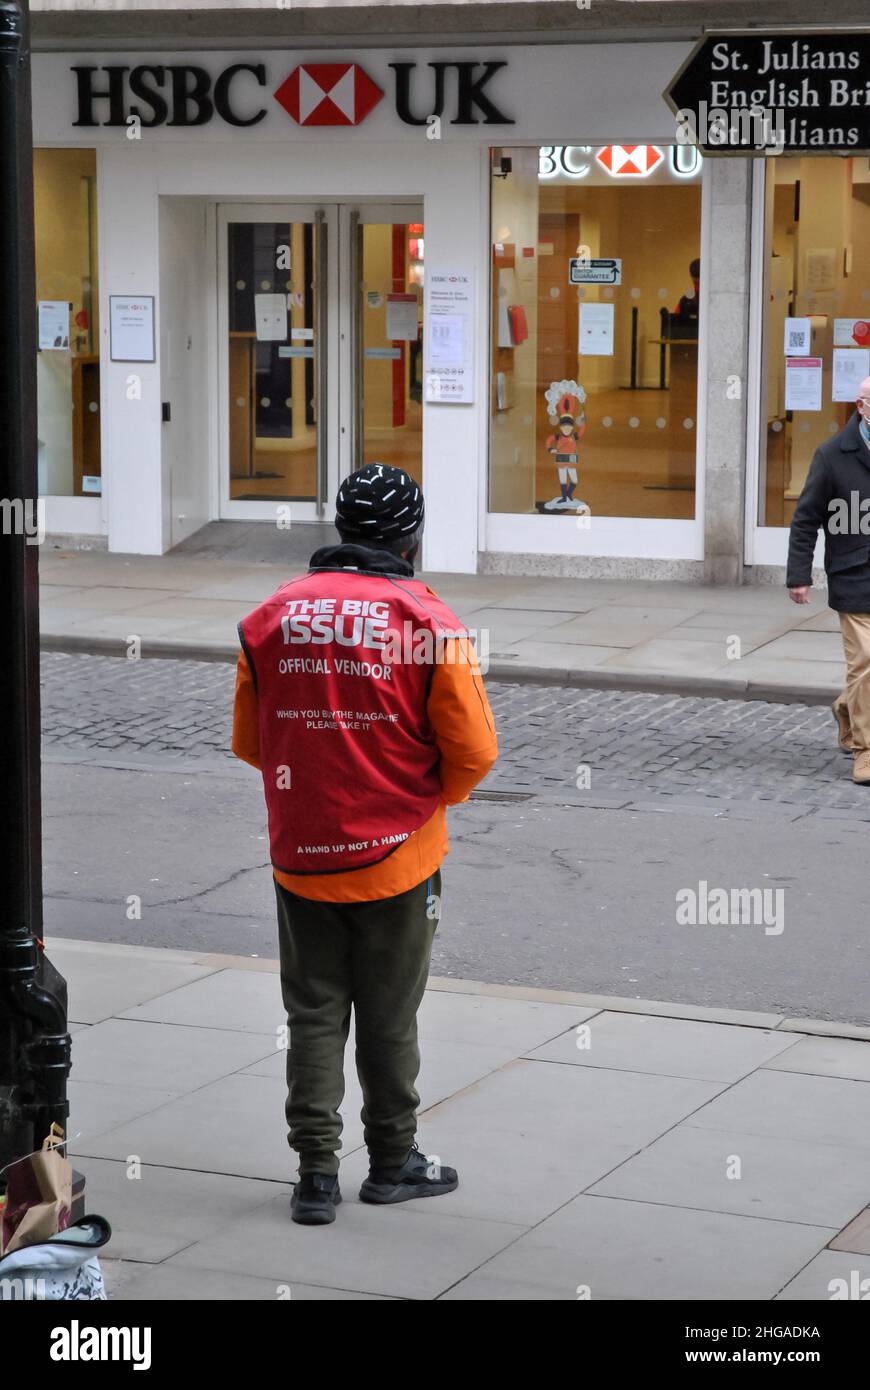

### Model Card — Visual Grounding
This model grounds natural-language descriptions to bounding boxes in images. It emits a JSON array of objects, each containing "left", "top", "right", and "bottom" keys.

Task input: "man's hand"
[{"left": 788, "top": 586, "right": 812, "bottom": 605}]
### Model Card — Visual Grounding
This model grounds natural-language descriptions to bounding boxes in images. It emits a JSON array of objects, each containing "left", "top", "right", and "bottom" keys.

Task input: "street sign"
[
  {"left": 569, "top": 257, "right": 622, "bottom": 286},
  {"left": 665, "top": 31, "right": 870, "bottom": 156}
]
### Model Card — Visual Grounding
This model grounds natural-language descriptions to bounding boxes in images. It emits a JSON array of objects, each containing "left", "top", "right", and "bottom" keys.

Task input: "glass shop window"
[
  {"left": 34, "top": 148, "right": 100, "bottom": 498},
  {"left": 489, "top": 145, "right": 703, "bottom": 519},
  {"left": 759, "top": 155, "right": 870, "bottom": 527}
]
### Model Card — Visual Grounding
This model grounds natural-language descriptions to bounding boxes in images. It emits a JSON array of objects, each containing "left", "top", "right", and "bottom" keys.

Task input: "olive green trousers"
[{"left": 274, "top": 869, "right": 440, "bottom": 1177}]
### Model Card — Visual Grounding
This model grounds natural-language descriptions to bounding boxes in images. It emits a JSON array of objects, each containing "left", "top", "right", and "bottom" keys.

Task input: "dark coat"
[{"left": 786, "top": 413, "right": 870, "bottom": 612}]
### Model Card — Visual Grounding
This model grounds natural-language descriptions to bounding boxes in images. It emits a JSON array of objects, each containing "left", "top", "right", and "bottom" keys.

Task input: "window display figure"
[{"left": 542, "top": 383, "right": 590, "bottom": 514}]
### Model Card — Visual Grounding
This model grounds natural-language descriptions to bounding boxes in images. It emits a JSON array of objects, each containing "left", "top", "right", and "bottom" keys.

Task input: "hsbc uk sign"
[{"left": 72, "top": 59, "right": 514, "bottom": 129}]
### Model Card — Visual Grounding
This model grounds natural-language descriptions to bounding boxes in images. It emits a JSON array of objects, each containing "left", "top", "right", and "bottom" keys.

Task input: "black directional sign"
[
  {"left": 665, "top": 30, "right": 870, "bottom": 156},
  {"left": 568, "top": 257, "right": 621, "bottom": 286}
]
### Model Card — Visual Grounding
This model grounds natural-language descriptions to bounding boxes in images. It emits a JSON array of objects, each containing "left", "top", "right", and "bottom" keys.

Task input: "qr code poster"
[{"left": 783, "top": 318, "right": 812, "bottom": 356}]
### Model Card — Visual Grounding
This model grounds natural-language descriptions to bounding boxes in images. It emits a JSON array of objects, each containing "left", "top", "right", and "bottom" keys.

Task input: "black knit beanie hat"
[{"left": 335, "top": 463, "right": 425, "bottom": 544}]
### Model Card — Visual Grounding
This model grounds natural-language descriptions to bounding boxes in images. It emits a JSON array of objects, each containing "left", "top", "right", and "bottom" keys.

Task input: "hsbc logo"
[
  {"left": 595, "top": 145, "right": 664, "bottom": 177},
  {"left": 72, "top": 58, "right": 513, "bottom": 129},
  {"left": 274, "top": 63, "right": 383, "bottom": 127}
]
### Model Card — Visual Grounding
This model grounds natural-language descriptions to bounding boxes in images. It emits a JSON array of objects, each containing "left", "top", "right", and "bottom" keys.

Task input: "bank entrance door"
[{"left": 217, "top": 202, "right": 424, "bottom": 523}]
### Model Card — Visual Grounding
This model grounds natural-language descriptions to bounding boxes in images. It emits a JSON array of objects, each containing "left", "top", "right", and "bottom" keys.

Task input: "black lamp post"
[{"left": 0, "top": 0, "right": 71, "bottom": 1173}]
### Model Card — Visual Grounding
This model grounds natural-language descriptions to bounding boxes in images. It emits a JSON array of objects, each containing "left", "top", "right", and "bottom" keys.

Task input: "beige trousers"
[{"left": 836, "top": 613, "right": 870, "bottom": 754}]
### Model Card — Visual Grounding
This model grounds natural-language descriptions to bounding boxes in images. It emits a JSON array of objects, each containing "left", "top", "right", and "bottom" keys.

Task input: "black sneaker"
[
  {"left": 359, "top": 1142, "right": 458, "bottom": 1205},
  {"left": 291, "top": 1172, "right": 342, "bottom": 1225}
]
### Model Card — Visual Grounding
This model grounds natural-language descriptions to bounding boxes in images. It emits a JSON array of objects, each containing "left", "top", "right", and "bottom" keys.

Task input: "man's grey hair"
[{"left": 380, "top": 523, "right": 424, "bottom": 559}]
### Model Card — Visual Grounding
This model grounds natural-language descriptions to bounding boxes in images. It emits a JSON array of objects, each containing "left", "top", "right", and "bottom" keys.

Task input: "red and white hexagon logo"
[
  {"left": 595, "top": 145, "right": 664, "bottom": 177},
  {"left": 273, "top": 63, "right": 384, "bottom": 127}
]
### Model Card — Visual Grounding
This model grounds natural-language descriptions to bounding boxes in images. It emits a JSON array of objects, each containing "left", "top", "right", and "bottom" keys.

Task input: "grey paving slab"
[
  {"left": 830, "top": 1206, "right": 870, "bottom": 1255},
  {"left": 677, "top": 610, "right": 792, "bottom": 634},
  {"left": 758, "top": 631, "right": 848, "bottom": 663},
  {"left": 349, "top": 1058, "right": 723, "bottom": 1226},
  {"left": 165, "top": 1191, "right": 526, "bottom": 1300},
  {"left": 103, "top": 1259, "right": 395, "bottom": 1301},
  {"left": 583, "top": 604, "right": 702, "bottom": 627},
  {"left": 688, "top": 1069, "right": 870, "bottom": 1153},
  {"left": 588, "top": 1124, "right": 870, "bottom": 1228},
  {"left": 45, "top": 940, "right": 217, "bottom": 1024},
  {"left": 59, "top": 615, "right": 203, "bottom": 641},
  {"left": 78, "top": 1073, "right": 295, "bottom": 1181},
  {"left": 719, "top": 654, "right": 844, "bottom": 684},
  {"left": 123, "top": 597, "right": 252, "bottom": 621},
  {"left": 600, "top": 639, "right": 733, "bottom": 675},
  {"left": 476, "top": 590, "right": 595, "bottom": 613},
  {"left": 38, "top": 582, "right": 94, "bottom": 599},
  {"left": 70, "top": 1017, "right": 276, "bottom": 1091},
  {"left": 536, "top": 619, "right": 672, "bottom": 648},
  {"left": 119, "top": 968, "right": 286, "bottom": 1035},
  {"left": 777, "top": 1017, "right": 870, "bottom": 1042},
  {"left": 46, "top": 586, "right": 186, "bottom": 612},
  {"left": 797, "top": 611, "right": 842, "bottom": 633},
  {"left": 525, "top": 1012, "right": 802, "bottom": 1082},
  {"left": 708, "top": 657, "right": 841, "bottom": 691},
  {"left": 416, "top": 990, "right": 598, "bottom": 1053},
  {"left": 762, "top": 1036, "right": 870, "bottom": 1083},
  {"left": 76, "top": 1158, "right": 280, "bottom": 1262},
  {"left": 466, "top": 618, "right": 557, "bottom": 645},
  {"left": 335, "top": 1093, "right": 631, "bottom": 1227},
  {"left": 186, "top": 574, "right": 288, "bottom": 603},
  {"left": 775, "top": 1248, "right": 870, "bottom": 1301},
  {"left": 40, "top": 606, "right": 119, "bottom": 632},
  {"left": 171, "top": 621, "right": 239, "bottom": 643},
  {"left": 440, "top": 1195, "right": 836, "bottom": 1301},
  {"left": 461, "top": 606, "right": 582, "bottom": 631},
  {"left": 651, "top": 626, "right": 771, "bottom": 651},
  {"left": 40, "top": 558, "right": 203, "bottom": 590},
  {"left": 68, "top": 1079, "right": 182, "bottom": 1145},
  {"left": 495, "top": 640, "right": 621, "bottom": 668}
]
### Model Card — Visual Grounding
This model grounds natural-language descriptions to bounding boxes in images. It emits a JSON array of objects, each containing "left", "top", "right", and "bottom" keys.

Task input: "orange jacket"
[{"left": 232, "top": 632, "right": 497, "bottom": 902}]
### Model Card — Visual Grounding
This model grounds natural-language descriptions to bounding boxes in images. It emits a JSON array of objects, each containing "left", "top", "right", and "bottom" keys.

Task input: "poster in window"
[
  {"left": 784, "top": 357, "right": 823, "bottom": 412},
  {"left": 579, "top": 302, "right": 614, "bottom": 356},
  {"left": 38, "top": 301, "right": 70, "bottom": 351},
  {"left": 832, "top": 348, "right": 870, "bottom": 403}
]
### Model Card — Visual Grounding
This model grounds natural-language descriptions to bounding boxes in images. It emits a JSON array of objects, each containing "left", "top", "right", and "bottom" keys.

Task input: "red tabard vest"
[{"left": 239, "top": 568, "right": 467, "bottom": 874}]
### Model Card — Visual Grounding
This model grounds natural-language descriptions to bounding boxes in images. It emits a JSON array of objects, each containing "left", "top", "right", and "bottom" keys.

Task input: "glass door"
[
  {"left": 218, "top": 203, "right": 338, "bottom": 520},
  {"left": 218, "top": 202, "right": 423, "bottom": 523},
  {"left": 342, "top": 204, "right": 425, "bottom": 488}
]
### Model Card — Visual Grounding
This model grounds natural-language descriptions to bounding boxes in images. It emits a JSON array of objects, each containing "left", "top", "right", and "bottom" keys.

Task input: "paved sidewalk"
[
  {"left": 39, "top": 536, "right": 843, "bottom": 702},
  {"left": 52, "top": 936, "right": 870, "bottom": 1301}
]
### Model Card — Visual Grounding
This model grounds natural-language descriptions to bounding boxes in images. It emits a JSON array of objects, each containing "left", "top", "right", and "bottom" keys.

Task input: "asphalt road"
[{"left": 40, "top": 651, "right": 870, "bottom": 1026}]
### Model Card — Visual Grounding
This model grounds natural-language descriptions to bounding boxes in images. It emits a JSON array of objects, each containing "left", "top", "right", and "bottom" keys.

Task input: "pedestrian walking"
[{"left": 788, "top": 377, "right": 870, "bottom": 784}]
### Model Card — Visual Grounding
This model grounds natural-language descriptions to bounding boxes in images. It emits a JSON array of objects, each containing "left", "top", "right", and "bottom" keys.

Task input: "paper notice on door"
[
  {"left": 429, "top": 314, "right": 465, "bottom": 367},
  {"left": 833, "top": 318, "right": 870, "bottom": 348},
  {"left": 38, "top": 300, "right": 70, "bottom": 350},
  {"left": 425, "top": 268, "right": 473, "bottom": 402},
  {"left": 783, "top": 317, "right": 812, "bottom": 355},
  {"left": 386, "top": 293, "right": 418, "bottom": 341},
  {"left": 579, "top": 302, "right": 614, "bottom": 356},
  {"left": 784, "top": 357, "right": 823, "bottom": 411},
  {"left": 255, "top": 293, "right": 287, "bottom": 342},
  {"left": 832, "top": 347, "right": 870, "bottom": 402},
  {"left": 806, "top": 249, "right": 837, "bottom": 293}
]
